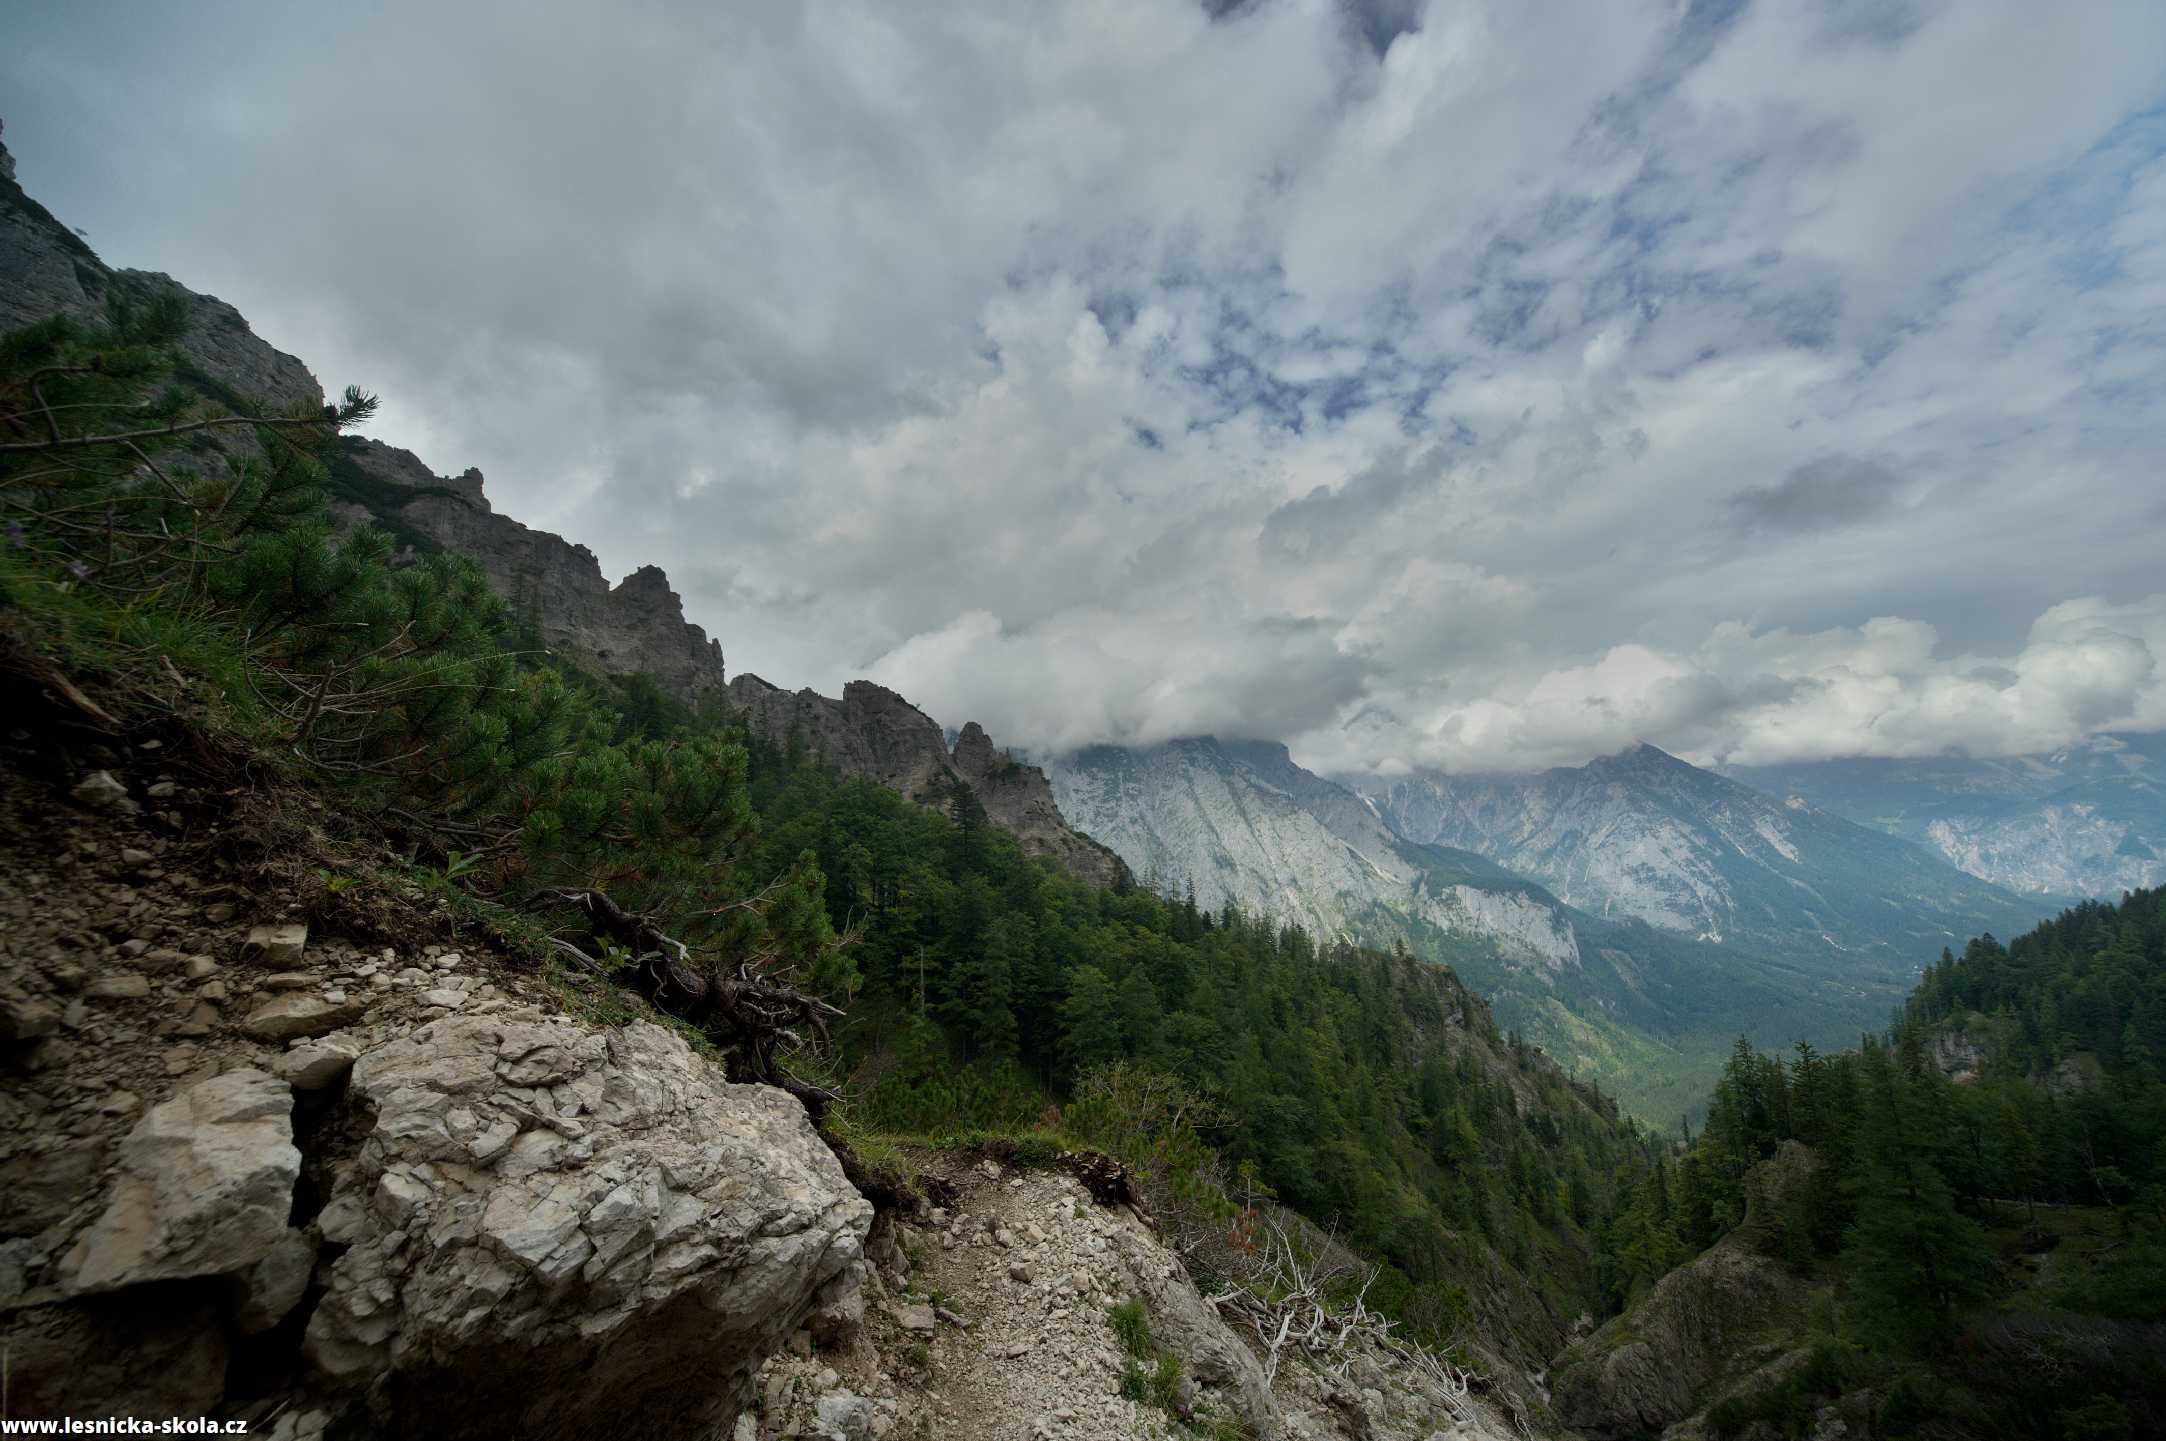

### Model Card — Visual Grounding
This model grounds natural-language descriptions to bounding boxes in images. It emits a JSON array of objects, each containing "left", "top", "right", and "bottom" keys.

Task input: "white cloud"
[
  {"left": 1327, "top": 599, "right": 2166, "bottom": 774},
  {"left": 6, "top": 0, "right": 2164, "bottom": 775}
]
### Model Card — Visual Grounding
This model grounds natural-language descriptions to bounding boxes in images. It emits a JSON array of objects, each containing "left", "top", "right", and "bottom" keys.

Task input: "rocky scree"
[{"left": 747, "top": 1159, "right": 1530, "bottom": 1441}]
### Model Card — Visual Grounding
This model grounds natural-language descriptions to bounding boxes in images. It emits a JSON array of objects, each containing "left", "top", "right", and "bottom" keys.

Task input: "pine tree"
[
  {"left": 1840, "top": 1042, "right": 1992, "bottom": 1349},
  {"left": 1060, "top": 965, "right": 1123, "bottom": 1078}
]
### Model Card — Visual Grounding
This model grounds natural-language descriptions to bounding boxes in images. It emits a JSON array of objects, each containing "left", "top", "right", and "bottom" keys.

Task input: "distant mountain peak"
[
  {"left": 1589, "top": 741, "right": 1686, "bottom": 772},
  {"left": 1360, "top": 747, "right": 2050, "bottom": 963}
]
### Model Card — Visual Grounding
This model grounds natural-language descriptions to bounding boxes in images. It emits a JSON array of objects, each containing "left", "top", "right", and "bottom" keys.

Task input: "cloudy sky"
[{"left": 8, "top": 0, "right": 2166, "bottom": 773}]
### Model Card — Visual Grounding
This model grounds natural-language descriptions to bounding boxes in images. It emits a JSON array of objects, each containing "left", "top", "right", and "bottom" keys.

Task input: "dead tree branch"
[{"left": 537, "top": 885, "right": 846, "bottom": 1119}]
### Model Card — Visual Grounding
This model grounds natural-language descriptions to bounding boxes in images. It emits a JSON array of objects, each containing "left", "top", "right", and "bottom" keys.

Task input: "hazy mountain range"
[
  {"left": 1724, "top": 733, "right": 2166, "bottom": 899},
  {"left": 1041, "top": 737, "right": 2040, "bottom": 1120},
  {"left": 1355, "top": 743, "right": 2052, "bottom": 962},
  {"left": 1039, "top": 730, "right": 2166, "bottom": 1118}
]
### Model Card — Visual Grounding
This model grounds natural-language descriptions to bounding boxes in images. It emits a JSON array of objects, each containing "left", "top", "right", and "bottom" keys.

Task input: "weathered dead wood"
[
  {"left": 539, "top": 885, "right": 844, "bottom": 1110},
  {"left": 1205, "top": 1211, "right": 1486, "bottom": 1428}
]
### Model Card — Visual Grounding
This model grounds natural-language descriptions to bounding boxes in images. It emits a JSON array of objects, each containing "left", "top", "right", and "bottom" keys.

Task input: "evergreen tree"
[{"left": 1839, "top": 1041, "right": 1992, "bottom": 1348}]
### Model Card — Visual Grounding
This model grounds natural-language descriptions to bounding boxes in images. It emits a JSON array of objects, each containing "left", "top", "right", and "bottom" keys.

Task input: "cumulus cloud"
[
  {"left": 1322, "top": 598, "right": 2166, "bottom": 775},
  {"left": 6, "top": 0, "right": 2164, "bottom": 775}
]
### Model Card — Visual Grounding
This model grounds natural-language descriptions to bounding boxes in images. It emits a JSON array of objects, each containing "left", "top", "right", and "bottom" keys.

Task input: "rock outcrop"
[
  {"left": 729, "top": 675, "right": 1129, "bottom": 888},
  {"left": 327, "top": 439, "right": 727, "bottom": 706},
  {"left": 1552, "top": 1233, "right": 1808, "bottom": 1438},
  {"left": 59, "top": 1068, "right": 300, "bottom": 1295},
  {"left": 305, "top": 1013, "right": 870, "bottom": 1439},
  {"left": 1551, "top": 1145, "right": 1818, "bottom": 1439}
]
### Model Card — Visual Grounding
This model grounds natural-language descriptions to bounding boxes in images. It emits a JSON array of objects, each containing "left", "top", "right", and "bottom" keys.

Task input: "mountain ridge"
[
  {"left": 0, "top": 140, "right": 1117, "bottom": 890},
  {"left": 1354, "top": 742, "right": 2054, "bottom": 964},
  {"left": 1723, "top": 733, "right": 2166, "bottom": 899},
  {"left": 729, "top": 673, "right": 1129, "bottom": 888}
]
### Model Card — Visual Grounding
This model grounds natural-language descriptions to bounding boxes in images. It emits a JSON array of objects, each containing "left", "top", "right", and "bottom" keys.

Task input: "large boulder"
[
  {"left": 59, "top": 1068, "right": 299, "bottom": 1294},
  {"left": 303, "top": 1012, "right": 871, "bottom": 1440}
]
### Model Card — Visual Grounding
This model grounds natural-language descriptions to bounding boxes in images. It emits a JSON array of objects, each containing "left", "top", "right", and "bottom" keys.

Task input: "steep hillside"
[
  {"left": 3, "top": 138, "right": 730, "bottom": 711},
  {"left": 1359, "top": 744, "right": 2052, "bottom": 967},
  {"left": 3, "top": 134, "right": 1593, "bottom": 1433},
  {"left": 1046, "top": 739, "right": 1907, "bottom": 1121},
  {"left": 1725, "top": 732, "right": 2166, "bottom": 899}
]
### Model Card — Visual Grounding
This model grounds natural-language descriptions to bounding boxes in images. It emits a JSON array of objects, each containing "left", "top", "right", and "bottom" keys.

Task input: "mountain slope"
[
  {"left": 1357, "top": 744, "right": 2054, "bottom": 969},
  {"left": 1049, "top": 739, "right": 1578, "bottom": 969},
  {"left": 1723, "top": 733, "right": 2166, "bottom": 898},
  {"left": 1047, "top": 739, "right": 1911, "bottom": 1120}
]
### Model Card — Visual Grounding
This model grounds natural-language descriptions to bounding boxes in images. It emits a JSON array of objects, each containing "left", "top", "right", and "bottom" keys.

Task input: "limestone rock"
[
  {"left": 303, "top": 1013, "right": 871, "bottom": 1441},
  {"left": 1553, "top": 1228, "right": 1810, "bottom": 1438},
  {"left": 231, "top": 1228, "right": 317, "bottom": 1333},
  {"left": 70, "top": 770, "right": 132, "bottom": 810},
  {"left": 1105, "top": 1223, "right": 1282, "bottom": 1440},
  {"left": 245, "top": 922, "right": 310, "bottom": 966},
  {"left": 61, "top": 1068, "right": 299, "bottom": 1294},
  {"left": 272, "top": 1037, "right": 361, "bottom": 1091},
  {"left": 806, "top": 1285, "right": 868, "bottom": 1347},
  {"left": 891, "top": 1302, "right": 937, "bottom": 1333},
  {"left": 816, "top": 1390, "right": 874, "bottom": 1441},
  {"left": 85, "top": 974, "right": 150, "bottom": 1000},
  {"left": 242, "top": 994, "right": 366, "bottom": 1042}
]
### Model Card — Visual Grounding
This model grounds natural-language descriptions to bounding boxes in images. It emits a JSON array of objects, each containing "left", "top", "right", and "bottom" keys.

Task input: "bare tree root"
[{"left": 540, "top": 886, "right": 844, "bottom": 1118}]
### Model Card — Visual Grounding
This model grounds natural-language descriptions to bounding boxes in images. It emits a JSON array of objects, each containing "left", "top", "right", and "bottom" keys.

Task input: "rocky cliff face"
[
  {"left": 1045, "top": 737, "right": 1581, "bottom": 970},
  {"left": 1551, "top": 1144, "right": 1820, "bottom": 1441},
  {"left": 1042, "top": 738, "right": 1925, "bottom": 1126},
  {"left": 728, "top": 674, "right": 1129, "bottom": 888},
  {"left": 5, "top": 135, "right": 1125, "bottom": 881},
  {"left": 326, "top": 439, "right": 727, "bottom": 706},
  {"left": 2, "top": 137, "right": 320, "bottom": 414}
]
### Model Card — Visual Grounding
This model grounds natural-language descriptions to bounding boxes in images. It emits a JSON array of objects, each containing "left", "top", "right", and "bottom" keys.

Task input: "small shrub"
[
  {"left": 1009, "top": 1132, "right": 1064, "bottom": 1167},
  {"left": 1119, "top": 1359, "right": 1150, "bottom": 1402},
  {"left": 1148, "top": 1351, "right": 1184, "bottom": 1411},
  {"left": 1108, "top": 1298, "right": 1153, "bottom": 1360}
]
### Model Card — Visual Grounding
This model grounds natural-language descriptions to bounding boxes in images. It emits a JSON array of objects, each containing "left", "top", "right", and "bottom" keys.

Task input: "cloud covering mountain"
[{"left": 8, "top": 0, "right": 2165, "bottom": 773}]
